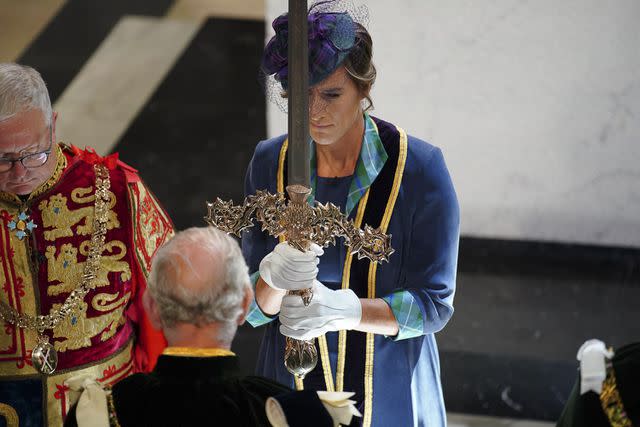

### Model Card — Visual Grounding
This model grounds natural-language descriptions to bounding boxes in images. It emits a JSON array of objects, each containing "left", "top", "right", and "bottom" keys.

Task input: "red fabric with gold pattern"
[
  {"left": 125, "top": 172, "right": 174, "bottom": 371},
  {"left": 0, "top": 145, "right": 173, "bottom": 374},
  {"left": 31, "top": 148, "right": 136, "bottom": 370},
  {"left": 0, "top": 144, "right": 174, "bottom": 425}
]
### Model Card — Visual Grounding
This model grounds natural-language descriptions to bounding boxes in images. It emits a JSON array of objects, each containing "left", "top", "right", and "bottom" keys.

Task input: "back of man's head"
[
  {"left": 147, "top": 226, "right": 251, "bottom": 345},
  {"left": 0, "top": 63, "right": 52, "bottom": 126}
]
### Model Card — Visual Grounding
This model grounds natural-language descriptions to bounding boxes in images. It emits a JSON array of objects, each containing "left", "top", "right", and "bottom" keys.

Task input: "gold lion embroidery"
[
  {"left": 39, "top": 187, "right": 120, "bottom": 241},
  {"left": 52, "top": 297, "right": 128, "bottom": 352},
  {"left": 46, "top": 240, "right": 132, "bottom": 296}
]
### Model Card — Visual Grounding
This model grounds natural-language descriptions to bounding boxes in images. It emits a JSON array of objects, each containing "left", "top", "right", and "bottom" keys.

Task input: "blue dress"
[{"left": 242, "top": 116, "right": 460, "bottom": 427}]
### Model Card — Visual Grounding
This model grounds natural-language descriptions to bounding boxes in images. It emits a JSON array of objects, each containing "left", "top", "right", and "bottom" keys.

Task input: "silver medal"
[{"left": 32, "top": 337, "right": 58, "bottom": 375}]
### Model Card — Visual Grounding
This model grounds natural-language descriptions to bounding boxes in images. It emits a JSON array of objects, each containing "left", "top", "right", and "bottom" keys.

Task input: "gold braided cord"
[
  {"left": 0, "top": 403, "right": 18, "bottom": 427},
  {"left": 277, "top": 139, "right": 289, "bottom": 195},
  {"left": 335, "top": 330, "right": 347, "bottom": 392},
  {"left": 362, "top": 125, "right": 408, "bottom": 427},
  {"left": 317, "top": 335, "right": 335, "bottom": 391},
  {"left": 0, "top": 164, "right": 110, "bottom": 333},
  {"left": 600, "top": 367, "right": 634, "bottom": 427},
  {"left": 277, "top": 141, "right": 288, "bottom": 249},
  {"left": 106, "top": 390, "right": 122, "bottom": 427},
  {"left": 378, "top": 127, "right": 407, "bottom": 236}
]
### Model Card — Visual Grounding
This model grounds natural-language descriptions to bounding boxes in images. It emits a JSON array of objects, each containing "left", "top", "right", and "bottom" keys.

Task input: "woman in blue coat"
[{"left": 242, "top": 2, "right": 460, "bottom": 426}]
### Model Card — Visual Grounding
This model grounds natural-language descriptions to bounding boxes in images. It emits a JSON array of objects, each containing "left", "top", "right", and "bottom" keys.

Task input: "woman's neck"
[{"left": 316, "top": 114, "right": 365, "bottom": 178}]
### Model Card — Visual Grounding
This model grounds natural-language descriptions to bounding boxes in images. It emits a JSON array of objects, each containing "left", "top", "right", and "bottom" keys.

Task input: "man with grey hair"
[
  {"left": 144, "top": 225, "right": 256, "bottom": 351},
  {"left": 65, "top": 226, "right": 291, "bottom": 426},
  {"left": 0, "top": 62, "right": 174, "bottom": 426}
]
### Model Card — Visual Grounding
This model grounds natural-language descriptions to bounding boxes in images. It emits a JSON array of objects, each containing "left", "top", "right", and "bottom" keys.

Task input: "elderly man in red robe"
[{"left": 0, "top": 62, "right": 174, "bottom": 426}]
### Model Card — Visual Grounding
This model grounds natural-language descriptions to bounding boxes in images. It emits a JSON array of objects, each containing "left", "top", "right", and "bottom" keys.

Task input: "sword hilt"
[
  {"left": 205, "top": 184, "right": 394, "bottom": 380},
  {"left": 283, "top": 184, "right": 318, "bottom": 379}
]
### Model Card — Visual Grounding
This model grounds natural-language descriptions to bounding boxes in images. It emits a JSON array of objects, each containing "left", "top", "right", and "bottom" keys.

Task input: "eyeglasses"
[{"left": 0, "top": 126, "right": 53, "bottom": 173}]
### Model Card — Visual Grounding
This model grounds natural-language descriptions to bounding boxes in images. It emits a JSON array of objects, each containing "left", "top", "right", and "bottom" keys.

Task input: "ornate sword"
[{"left": 205, "top": 0, "right": 393, "bottom": 379}]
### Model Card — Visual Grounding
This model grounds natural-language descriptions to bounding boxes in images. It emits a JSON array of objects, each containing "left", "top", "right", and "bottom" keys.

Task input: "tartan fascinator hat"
[{"left": 261, "top": 0, "right": 368, "bottom": 90}]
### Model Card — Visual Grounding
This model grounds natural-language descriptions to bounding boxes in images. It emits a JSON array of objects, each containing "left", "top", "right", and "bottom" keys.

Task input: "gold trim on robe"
[
  {"left": 127, "top": 180, "right": 175, "bottom": 278},
  {"left": 600, "top": 366, "right": 633, "bottom": 427},
  {"left": 162, "top": 347, "right": 235, "bottom": 358},
  {"left": 362, "top": 124, "right": 408, "bottom": 427},
  {"left": 0, "top": 403, "right": 19, "bottom": 427}
]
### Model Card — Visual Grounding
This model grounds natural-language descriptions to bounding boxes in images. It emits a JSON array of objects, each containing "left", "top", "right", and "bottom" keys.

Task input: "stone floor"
[{"left": 449, "top": 413, "right": 554, "bottom": 427}]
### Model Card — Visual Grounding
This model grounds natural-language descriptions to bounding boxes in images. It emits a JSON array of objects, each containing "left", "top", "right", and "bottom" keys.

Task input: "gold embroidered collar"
[
  {"left": 0, "top": 143, "right": 68, "bottom": 205},
  {"left": 600, "top": 366, "right": 633, "bottom": 427},
  {"left": 162, "top": 347, "right": 236, "bottom": 358}
]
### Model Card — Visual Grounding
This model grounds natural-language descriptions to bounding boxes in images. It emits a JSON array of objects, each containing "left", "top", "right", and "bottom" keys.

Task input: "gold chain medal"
[
  {"left": 32, "top": 334, "right": 58, "bottom": 375},
  {"left": 0, "top": 163, "right": 111, "bottom": 375}
]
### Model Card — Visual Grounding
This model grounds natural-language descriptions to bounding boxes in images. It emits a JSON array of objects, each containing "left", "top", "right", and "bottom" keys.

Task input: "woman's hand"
[
  {"left": 255, "top": 242, "right": 324, "bottom": 316},
  {"left": 279, "top": 280, "right": 362, "bottom": 340},
  {"left": 279, "top": 280, "right": 401, "bottom": 338},
  {"left": 259, "top": 242, "right": 324, "bottom": 291}
]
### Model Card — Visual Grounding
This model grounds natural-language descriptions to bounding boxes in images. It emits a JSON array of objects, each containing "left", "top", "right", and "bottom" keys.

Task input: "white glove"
[
  {"left": 259, "top": 242, "right": 324, "bottom": 291},
  {"left": 279, "top": 280, "right": 362, "bottom": 340}
]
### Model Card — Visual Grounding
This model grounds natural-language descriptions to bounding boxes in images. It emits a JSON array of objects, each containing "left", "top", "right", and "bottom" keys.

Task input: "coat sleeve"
[
  {"left": 241, "top": 140, "right": 279, "bottom": 327},
  {"left": 382, "top": 146, "right": 460, "bottom": 339},
  {"left": 125, "top": 175, "right": 174, "bottom": 371}
]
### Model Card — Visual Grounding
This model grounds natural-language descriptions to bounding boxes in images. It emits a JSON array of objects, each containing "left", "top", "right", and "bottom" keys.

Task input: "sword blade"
[{"left": 287, "top": 0, "right": 310, "bottom": 189}]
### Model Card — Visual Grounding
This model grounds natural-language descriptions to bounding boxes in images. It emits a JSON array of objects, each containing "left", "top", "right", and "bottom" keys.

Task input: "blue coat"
[{"left": 242, "top": 119, "right": 460, "bottom": 427}]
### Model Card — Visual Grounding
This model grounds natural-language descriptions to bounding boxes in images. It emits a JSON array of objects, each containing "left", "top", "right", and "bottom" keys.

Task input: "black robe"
[
  {"left": 65, "top": 354, "right": 291, "bottom": 427},
  {"left": 557, "top": 342, "right": 640, "bottom": 427}
]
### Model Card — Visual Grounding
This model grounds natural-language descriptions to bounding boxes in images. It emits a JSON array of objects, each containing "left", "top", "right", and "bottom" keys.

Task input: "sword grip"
[{"left": 283, "top": 184, "right": 319, "bottom": 378}]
